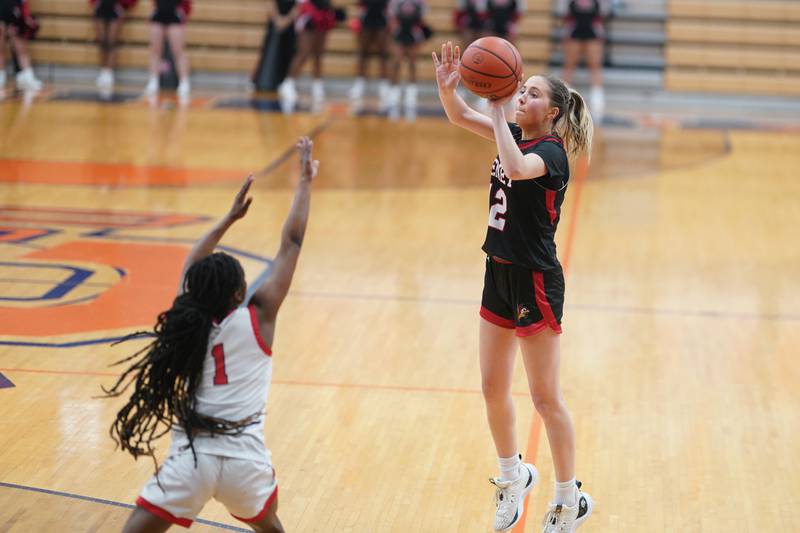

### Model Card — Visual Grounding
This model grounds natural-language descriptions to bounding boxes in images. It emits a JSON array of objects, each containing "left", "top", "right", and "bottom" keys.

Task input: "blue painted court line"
[
  {"left": 0, "top": 482, "right": 250, "bottom": 531},
  {"left": 0, "top": 277, "right": 112, "bottom": 287},
  {"left": 0, "top": 372, "right": 14, "bottom": 388},
  {"left": 0, "top": 262, "right": 94, "bottom": 302},
  {"left": 0, "top": 336, "right": 130, "bottom": 348}
]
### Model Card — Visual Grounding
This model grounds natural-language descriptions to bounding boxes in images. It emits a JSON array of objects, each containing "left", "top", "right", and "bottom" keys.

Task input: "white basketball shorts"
[{"left": 136, "top": 452, "right": 278, "bottom": 528}]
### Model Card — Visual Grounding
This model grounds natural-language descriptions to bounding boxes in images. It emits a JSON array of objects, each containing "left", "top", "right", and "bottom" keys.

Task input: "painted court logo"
[{"left": 0, "top": 206, "right": 271, "bottom": 347}]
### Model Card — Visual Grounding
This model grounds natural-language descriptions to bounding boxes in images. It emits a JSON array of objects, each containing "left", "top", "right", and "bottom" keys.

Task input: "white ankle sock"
[
  {"left": 554, "top": 478, "right": 577, "bottom": 507},
  {"left": 498, "top": 454, "right": 521, "bottom": 482}
]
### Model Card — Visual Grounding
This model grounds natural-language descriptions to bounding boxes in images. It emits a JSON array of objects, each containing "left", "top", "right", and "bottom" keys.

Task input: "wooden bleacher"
[
  {"left": 29, "top": 0, "right": 553, "bottom": 83},
  {"left": 665, "top": 0, "right": 800, "bottom": 96}
]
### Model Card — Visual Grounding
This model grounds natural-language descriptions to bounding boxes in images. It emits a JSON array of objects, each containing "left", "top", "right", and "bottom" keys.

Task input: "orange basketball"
[{"left": 459, "top": 36, "right": 523, "bottom": 100}]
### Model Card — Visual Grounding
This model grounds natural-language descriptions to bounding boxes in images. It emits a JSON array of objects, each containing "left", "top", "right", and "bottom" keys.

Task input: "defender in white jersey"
[{"left": 105, "top": 137, "right": 318, "bottom": 533}]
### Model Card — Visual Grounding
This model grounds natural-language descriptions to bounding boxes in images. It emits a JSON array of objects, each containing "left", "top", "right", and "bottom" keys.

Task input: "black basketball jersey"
[{"left": 481, "top": 123, "right": 569, "bottom": 271}]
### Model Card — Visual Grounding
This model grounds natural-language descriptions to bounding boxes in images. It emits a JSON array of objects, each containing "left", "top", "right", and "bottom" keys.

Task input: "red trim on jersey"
[
  {"left": 532, "top": 272, "right": 563, "bottom": 333},
  {"left": 231, "top": 486, "right": 279, "bottom": 523},
  {"left": 248, "top": 305, "right": 273, "bottom": 356},
  {"left": 518, "top": 135, "right": 562, "bottom": 152},
  {"left": 545, "top": 190, "right": 557, "bottom": 224},
  {"left": 136, "top": 497, "right": 193, "bottom": 528},
  {"left": 480, "top": 306, "right": 515, "bottom": 329}
]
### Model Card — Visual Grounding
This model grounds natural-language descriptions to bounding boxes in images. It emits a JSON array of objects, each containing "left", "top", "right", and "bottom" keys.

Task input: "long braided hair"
[{"left": 103, "top": 252, "right": 252, "bottom": 468}]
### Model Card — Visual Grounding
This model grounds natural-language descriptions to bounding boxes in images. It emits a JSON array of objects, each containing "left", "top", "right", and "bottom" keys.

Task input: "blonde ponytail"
[
  {"left": 543, "top": 75, "right": 594, "bottom": 162},
  {"left": 556, "top": 88, "right": 593, "bottom": 161}
]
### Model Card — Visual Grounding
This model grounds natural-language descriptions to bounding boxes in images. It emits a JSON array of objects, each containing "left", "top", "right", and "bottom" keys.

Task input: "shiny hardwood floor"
[{"left": 0, "top": 90, "right": 798, "bottom": 532}]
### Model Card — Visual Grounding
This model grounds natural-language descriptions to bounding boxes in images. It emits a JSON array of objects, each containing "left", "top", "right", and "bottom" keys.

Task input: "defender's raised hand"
[
  {"left": 227, "top": 175, "right": 254, "bottom": 221},
  {"left": 296, "top": 136, "right": 319, "bottom": 182}
]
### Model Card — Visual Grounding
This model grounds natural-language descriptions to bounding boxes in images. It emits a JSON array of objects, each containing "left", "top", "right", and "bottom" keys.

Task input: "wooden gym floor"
[{"left": 0, "top": 88, "right": 798, "bottom": 532}]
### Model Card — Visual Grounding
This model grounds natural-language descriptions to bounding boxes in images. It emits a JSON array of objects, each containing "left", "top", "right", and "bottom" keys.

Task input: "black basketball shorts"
[
  {"left": 480, "top": 256, "right": 564, "bottom": 337},
  {"left": 151, "top": 3, "right": 185, "bottom": 25},
  {"left": 94, "top": 0, "right": 123, "bottom": 21},
  {"left": 0, "top": 0, "right": 20, "bottom": 25}
]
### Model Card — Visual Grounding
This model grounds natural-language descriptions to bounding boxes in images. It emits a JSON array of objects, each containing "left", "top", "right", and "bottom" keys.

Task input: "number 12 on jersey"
[{"left": 488, "top": 188, "right": 507, "bottom": 231}]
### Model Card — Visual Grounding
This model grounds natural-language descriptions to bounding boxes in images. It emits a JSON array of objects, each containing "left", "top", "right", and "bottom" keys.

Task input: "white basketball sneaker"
[
  {"left": 541, "top": 481, "right": 593, "bottom": 533},
  {"left": 386, "top": 85, "right": 401, "bottom": 121},
  {"left": 311, "top": 78, "right": 325, "bottom": 113},
  {"left": 490, "top": 461, "right": 539, "bottom": 532},
  {"left": 403, "top": 83, "right": 418, "bottom": 122},
  {"left": 277, "top": 77, "right": 297, "bottom": 113},
  {"left": 348, "top": 76, "right": 365, "bottom": 113},
  {"left": 96, "top": 68, "right": 114, "bottom": 91},
  {"left": 144, "top": 76, "right": 159, "bottom": 97},
  {"left": 15, "top": 68, "right": 42, "bottom": 91},
  {"left": 377, "top": 79, "right": 391, "bottom": 112},
  {"left": 177, "top": 78, "right": 191, "bottom": 101}
]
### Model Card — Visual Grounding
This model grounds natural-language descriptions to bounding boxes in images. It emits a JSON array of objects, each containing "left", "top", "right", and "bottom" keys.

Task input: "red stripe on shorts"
[
  {"left": 232, "top": 486, "right": 279, "bottom": 523},
  {"left": 480, "top": 306, "right": 515, "bottom": 329},
  {"left": 136, "top": 496, "right": 193, "bottom": 528},
  {"left": 532, "top": 272, "right": 562, "bottom": 333},
  {"left": 515, "top": 319, "right": 550, "bottom": 337}
]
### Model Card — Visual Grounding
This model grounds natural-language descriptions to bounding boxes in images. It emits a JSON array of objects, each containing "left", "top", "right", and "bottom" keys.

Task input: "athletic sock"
[
  {"left": 498, "top": 454, "right": 521, "bottom": 482},
  {"left": 554, "top": 477, "right": 577, "bottom": 507}
]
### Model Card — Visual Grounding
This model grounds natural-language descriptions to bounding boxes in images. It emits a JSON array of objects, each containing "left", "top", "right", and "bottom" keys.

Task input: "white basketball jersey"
[{"left": 169, "top": 305, "right": 273, "bottom": 463}]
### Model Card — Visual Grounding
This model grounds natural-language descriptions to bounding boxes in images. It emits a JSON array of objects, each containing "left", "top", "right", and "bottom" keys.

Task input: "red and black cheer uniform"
[
  {"left": 296, "top": 0, "right": 338, "bottom": 32},
  {"left": 565, "top": 0, "right": 604, "bottom": 41},
  {"left": 90, "top": 0, "right": 137, "bottom": 21},
  {"left": 151, "top": 0, "right": 191, "bottom": 25},
  {"left": 480, "top": 123, "right": 569, "bottom": 336}
]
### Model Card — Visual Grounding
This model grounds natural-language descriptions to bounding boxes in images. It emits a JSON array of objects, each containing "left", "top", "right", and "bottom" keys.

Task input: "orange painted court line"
[
  {"left": 0, "top": 159, "right": 245, "bottom": 186},
  {"left": 0, "top": 367, "right": 531, "bottom": 398},
  {"left": 511, "top": 154, "right": 589, "bottom": 533}
]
